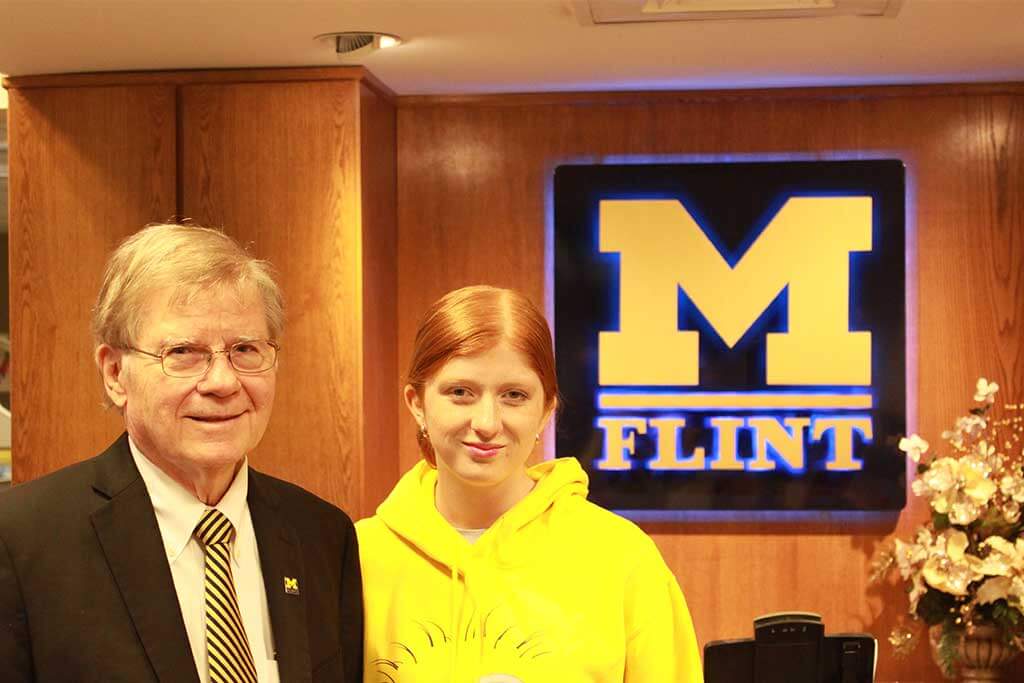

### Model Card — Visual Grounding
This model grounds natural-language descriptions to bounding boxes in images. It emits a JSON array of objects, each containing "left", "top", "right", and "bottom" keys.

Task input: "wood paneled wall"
[
  {"left": 395, "top": 85, "right": 1024, "bottom": 682},
  {"left": 6, "top": 68, "right": 397, "bottom": 518},
  {"left": 8, "top": 85, "right": 177, "bottom": 478}
]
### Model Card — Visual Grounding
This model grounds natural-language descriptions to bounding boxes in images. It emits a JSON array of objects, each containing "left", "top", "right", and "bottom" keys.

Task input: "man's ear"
[
  {"left": 403, "top": 384, "right": 425, "bottom": 430},
  {"left": 95, "top": 344, "right": 129, "bottom": 409}
]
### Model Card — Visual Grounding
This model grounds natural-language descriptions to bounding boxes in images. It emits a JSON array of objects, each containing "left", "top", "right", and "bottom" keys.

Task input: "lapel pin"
[{"left": 284, "top": 576, "right": 300, "bottom": 595}]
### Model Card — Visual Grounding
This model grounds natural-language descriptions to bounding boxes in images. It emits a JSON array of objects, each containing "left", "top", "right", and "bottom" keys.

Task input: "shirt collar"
[{"left": 129, "top": 436, "right": 250, "bottom": 563}]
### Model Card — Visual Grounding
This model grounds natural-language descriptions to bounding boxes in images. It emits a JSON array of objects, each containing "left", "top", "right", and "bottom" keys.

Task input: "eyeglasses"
[{"left": 125, "top": 340, "right": 280, "bottom": 378}]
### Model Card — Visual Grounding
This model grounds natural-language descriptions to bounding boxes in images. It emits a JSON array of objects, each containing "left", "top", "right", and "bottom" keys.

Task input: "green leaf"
[
  {"left": 932, "top": 512, "right": 951, "bottom": 531},
  {"left": 937, "top": 621, "right": 960, "bottom": 677},
  {"left": 991, "top": 600, "right": 1023, "bottom": 630}
]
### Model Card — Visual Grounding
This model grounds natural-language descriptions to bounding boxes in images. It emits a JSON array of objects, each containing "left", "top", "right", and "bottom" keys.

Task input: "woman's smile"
[{"left": 463, "top": 441, "right": 505, "bottom": 459}]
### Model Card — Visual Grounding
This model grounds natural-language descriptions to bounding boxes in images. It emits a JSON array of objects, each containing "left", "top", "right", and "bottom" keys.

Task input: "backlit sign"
[{"left": 554, "top": 161, "right": 906, "bottom": 511}]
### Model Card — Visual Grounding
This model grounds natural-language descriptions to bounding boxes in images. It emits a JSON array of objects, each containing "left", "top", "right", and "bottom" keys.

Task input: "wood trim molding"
[
  {"left": 3, "top": 66, "right": 397, "bottom": 101},
  {"left": 397, "top": 81, "right": 1024, "bottom": 108}
]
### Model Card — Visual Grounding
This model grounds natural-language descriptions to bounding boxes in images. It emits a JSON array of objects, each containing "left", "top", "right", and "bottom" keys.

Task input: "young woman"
[{"left": 357, "top": 286, "right": 702, "bottom": 683}]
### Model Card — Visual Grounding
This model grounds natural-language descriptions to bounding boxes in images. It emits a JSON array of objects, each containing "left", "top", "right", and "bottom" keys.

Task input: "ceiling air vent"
[
  {"left": 575, "top": 0, "right": 902, "bottom": 24},
  {"left": 314, "top": 32, "right": 403, "bottom": 58},
  {"left": 333, "top": 33, "right": 375, "bottom": 54}
]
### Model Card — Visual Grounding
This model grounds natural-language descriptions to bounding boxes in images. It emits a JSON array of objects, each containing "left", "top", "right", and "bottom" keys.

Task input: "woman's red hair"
[{"left": 407, "top": 285, "right": 558, "bottom": 466}]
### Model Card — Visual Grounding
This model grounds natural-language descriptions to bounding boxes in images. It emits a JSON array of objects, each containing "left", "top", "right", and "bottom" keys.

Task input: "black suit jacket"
[{"left": 0, "top": 434, "right": 363, "bottom": 682}]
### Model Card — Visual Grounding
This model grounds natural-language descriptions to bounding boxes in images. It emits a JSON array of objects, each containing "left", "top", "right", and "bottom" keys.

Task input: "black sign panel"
[{"left": 554, "top": 160, "right": 906, "bottom": 512}]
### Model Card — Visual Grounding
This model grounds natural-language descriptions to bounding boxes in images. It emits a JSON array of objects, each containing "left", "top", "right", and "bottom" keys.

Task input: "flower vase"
[{"left": 930, "top": 623, "right": 1019, "bottom": 682}]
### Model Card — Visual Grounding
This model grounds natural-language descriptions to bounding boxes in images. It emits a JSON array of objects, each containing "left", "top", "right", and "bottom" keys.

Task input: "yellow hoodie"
[{"left": 356, "top": 457, "right": 703, "bottom": 683}]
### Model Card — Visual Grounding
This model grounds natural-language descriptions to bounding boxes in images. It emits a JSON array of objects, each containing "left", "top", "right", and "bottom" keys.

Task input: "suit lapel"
[
  {"left": 249, "top": 472, "right": 312, "bottom": 683},
  {"left": 89, "top": 435, "right": 200, "bottom": 683}
]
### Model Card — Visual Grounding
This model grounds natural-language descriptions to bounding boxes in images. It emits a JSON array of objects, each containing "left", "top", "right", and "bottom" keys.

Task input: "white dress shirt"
[{"left": 130, "top": 438, "right": 281, "bottom": 683}]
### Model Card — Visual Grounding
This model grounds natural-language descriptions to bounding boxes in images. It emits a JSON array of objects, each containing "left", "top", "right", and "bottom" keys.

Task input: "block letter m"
[{"left": 599, "top": 197, "right": 872, "bottom": 386}]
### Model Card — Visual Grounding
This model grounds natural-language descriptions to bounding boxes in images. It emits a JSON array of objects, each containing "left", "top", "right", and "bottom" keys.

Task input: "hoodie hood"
[{"left": 375, "top": 457, "right": 589, "bottom": 572}]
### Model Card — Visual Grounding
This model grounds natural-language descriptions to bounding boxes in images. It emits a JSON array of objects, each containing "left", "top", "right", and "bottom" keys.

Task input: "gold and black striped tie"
[{"left": 194, "top": 508, "right": 258, "bottom": 683}]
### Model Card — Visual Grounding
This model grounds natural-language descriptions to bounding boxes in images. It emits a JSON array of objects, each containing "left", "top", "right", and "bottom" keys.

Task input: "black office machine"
[{"left": 704, "top": 612, "right": 876, "bottom": 683}]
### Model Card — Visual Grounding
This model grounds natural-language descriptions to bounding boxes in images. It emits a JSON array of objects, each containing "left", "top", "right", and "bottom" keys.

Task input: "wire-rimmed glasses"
[{"left": 125, "top": 340, "right": 279, "bottom": 378}]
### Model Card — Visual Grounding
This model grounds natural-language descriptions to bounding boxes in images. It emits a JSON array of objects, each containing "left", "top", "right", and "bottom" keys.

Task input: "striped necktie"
[{"left": 194, "top": 508, "right": 258, "bottom": 683}]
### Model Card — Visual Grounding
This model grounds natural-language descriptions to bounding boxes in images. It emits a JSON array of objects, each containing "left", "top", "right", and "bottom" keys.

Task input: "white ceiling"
[{"left": 0, "top": 0, "right": 1023, "bottom": 96}]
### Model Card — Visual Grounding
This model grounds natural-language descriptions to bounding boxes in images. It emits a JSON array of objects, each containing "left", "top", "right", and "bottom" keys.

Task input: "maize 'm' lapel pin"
[{"left": 284, "top": 576, "right": 300, "bottom": 595}]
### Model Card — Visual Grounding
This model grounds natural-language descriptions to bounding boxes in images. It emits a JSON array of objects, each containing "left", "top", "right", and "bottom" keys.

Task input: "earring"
[
  {"left": 535, "top": 433, "right": 541, "bottom": 443},
  {"left": 420, "top": 424, "right": 429, "bottom": 440}
]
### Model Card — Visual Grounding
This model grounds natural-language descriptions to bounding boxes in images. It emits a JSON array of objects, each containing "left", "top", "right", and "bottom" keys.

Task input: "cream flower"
[
  {"left": 942, "top": 415, "right": 987, "bottom": 448},
  {"left": 975, "top": 440, "right": 996, "bottom": 461},
  {"left": 922, "top": 530, "right": 983, "bottom": 596},
  {"left": 1003, "top": 500, "right": 1021, "bottom": 524},
  {"left": 975, "top": 377, "right": 999, "bottom": 403},
  {"left": 921, "top": 456, "right": 997, "bottom": 524},
  {"left": 894, "top": 537, "right": 928, "bottom": 580},
  {"left": 1001, "top": 470, "right": 1024, "bottom": 503},
  {"left": 908, "top": 572, "right": 928, "bottom": 613},
  {"left": 976, "top": 575, "right": 1024, "bottom": 607},
  {"left": 962, "top": 414, "right": 987, "bottom": 436},
  {"left": 899, "top": 434, "right": 930, "bottom": 463},
  {"left": 974, "top": 537, "right": 1022, "bottom": 576},
  {"left": 921, "top": 458, "right": 958, "bottom": 504},
  {"left": 960, "top": 456, "right": 998, "bottom": 504},
  {"left": 977, "top": 576, "right": 1013, "bottom": 605},
  {"left": 949, "top": 500, "right": 984, "bottom": 526},
  {"left": 941, "top": 429, "right": 965, "bottom": 450}
]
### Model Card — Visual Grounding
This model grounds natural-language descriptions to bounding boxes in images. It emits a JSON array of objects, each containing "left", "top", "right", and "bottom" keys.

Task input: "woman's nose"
[{"left": 470, "top": 398, "right": 500, "bottom": 436}]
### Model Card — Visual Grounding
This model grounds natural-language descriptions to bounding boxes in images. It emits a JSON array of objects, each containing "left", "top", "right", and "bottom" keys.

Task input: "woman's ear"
[
  {"left": 95, "top": 344, "right": 129, "bottom": 409},
  {"left": 403, "top": 384, "right": 425, "bottom": 430}
]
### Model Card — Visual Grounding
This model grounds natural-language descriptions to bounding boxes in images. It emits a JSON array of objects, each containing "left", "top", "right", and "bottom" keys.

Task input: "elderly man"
[{"left": 0, "top": 224, "right": 362, "bottom": 682}]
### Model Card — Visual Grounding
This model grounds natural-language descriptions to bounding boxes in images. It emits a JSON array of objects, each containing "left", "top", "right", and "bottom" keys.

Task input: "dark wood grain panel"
[
  {"left": 396, "top": 87, "right": 1024, "bottom": 682},
  {"left": 7, "top": 85, "right": 177, "bottom": 483}
]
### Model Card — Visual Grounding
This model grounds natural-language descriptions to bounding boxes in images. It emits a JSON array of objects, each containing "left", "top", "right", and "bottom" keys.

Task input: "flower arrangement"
[{"left": 871, "top": 378, "right": 1024, "bottom": 674}]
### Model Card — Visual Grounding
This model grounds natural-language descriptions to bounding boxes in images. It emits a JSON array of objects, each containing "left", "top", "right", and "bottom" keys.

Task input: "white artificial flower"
[
  {"left": 922, "top": 458, "right": 958, "bottom": 498},
  {"left": 908, "top": 573, "right": 928, "bottom": 613},
  {"left": 919, "top": 456, "right": 997, "bottom": 524},
  {"left": 894, "top": 537, "right": 928, "bottom": 580},
  {"left": 975, "top": 377, "right": 999, "bottom": 403},
  {"left": 977, "top": 576, "right": 1013, "bottom": 605},
  {"left": 922, "top": 530, "right": 983, "bottom": 596},
  {"left": 961, "top": 414, "right": 988, "bottom": 436},
  {"left": 976, "top": 440, "right": 996, "bottom": 459},
  {"left": 899, "top": 434, "right": 930, "bottom": 463},
  {"left": 975, "top": 537, "right": 1019, "bottom": 576},
  {"left": 942, "top": 428, "right": 965, "bottom": 450},
  {"left": 1003, "top": 499, "right": 1021, "bottom": 524},
  {"left": 1001, "top": 471, "right": 1024, "bottom": 503}
]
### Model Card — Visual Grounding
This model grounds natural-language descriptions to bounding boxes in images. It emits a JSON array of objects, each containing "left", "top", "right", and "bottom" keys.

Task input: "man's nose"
[{"left": 197, "top": 352, "right": 242, "bottom": 395}]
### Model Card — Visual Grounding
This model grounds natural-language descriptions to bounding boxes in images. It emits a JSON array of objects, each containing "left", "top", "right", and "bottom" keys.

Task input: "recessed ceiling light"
[
  {"left": 576, "top": 0, "right": 900, "bottom": 23},
  {"left": 315, "top": 32, "right": 403, "bottom": 57}
]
